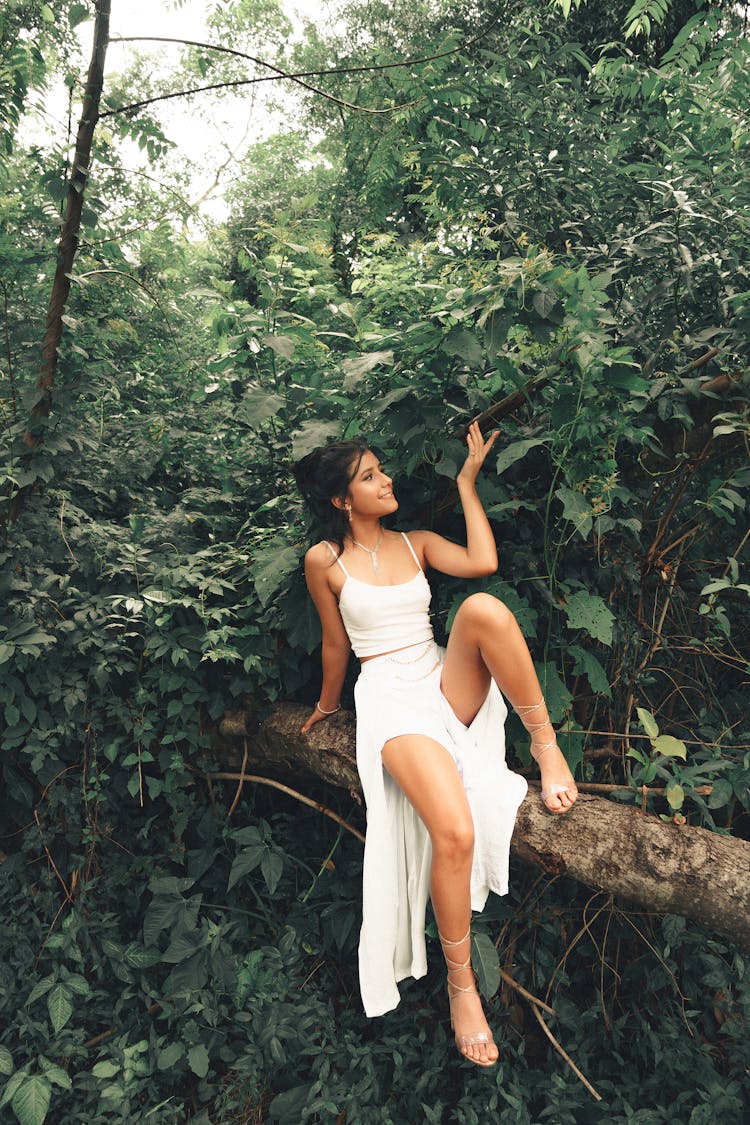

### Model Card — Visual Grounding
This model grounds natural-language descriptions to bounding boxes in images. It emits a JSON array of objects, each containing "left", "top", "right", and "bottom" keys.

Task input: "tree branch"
[{"left": 218, "top": 702, "right": 750, "bottom": 953}]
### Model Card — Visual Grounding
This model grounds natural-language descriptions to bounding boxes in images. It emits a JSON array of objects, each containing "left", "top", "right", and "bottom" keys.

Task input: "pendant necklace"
[{"left": 352, "top": 528, "right": 384, "bottom": 574}]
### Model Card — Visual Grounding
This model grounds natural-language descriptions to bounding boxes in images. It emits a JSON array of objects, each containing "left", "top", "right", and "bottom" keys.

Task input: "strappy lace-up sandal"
[
  {"left": 516, "top": 699, "right": 578, "bottom": 813},
  {"left": 439, "top": 927, "right": 498, "bottom": 1068}
]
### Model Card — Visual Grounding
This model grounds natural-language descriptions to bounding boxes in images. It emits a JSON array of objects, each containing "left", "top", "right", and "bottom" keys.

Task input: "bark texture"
[
  {"left": 218, "top": 701, "right": 750, "bottom": 953},
  {"left": 28, "top": 0, "right": 111, "bottom": 445}
]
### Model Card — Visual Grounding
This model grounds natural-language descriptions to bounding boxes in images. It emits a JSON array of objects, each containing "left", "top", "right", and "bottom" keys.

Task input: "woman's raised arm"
[{"left": 413, "top": 422, "right": 500, "bottom": 578}]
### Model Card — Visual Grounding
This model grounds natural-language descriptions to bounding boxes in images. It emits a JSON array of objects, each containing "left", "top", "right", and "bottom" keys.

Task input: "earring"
[{"left": 345, "top": 504, "right": 352, "bottom": 521}]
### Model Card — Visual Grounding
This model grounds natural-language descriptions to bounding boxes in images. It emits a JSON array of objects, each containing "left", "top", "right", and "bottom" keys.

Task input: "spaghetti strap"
[
  {"left": 401, "top": 531, "right": 423, "bottom": 573},
  {"left": 325, "top": 540, "right": 350, "bottom": 577}
]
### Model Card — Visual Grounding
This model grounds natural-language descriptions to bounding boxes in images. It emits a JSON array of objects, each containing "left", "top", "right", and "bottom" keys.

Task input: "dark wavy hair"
[{"left": 293, "top": 439, "right": 370, "bottom": 553}]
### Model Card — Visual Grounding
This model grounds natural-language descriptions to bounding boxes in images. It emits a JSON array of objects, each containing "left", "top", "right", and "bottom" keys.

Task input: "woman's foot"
[
  {"left": 534, "top": 740, "right": 578, "bottom": 813},
  {"left": 448, "top": 979, "right": 499, "bottom": 1066},
  {"left": 440, "top": 929, "right": 499, "bottom": 1067},
  {"left": 516, "top": 701, "right": 578, "bottom": 814}
]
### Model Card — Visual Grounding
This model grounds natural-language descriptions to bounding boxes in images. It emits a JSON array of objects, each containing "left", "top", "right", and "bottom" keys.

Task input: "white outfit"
[{"left": 327, "top": 534, "right": 528, "bottom": 1018}]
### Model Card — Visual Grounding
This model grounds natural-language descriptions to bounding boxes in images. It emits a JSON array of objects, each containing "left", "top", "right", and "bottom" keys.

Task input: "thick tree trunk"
[
  {"left": 29, "top": 0, "right": 111, "bottom": 441},
  {"left": 8, "top": 0, "right": 111, "bottom": 523},
  {"left": 218, "top": 702, "right": 750, "bottom": 953}
]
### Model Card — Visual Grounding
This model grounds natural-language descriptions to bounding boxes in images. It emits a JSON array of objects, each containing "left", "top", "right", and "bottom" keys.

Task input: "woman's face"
[{"left": 340, "top": 450, "right": 398, "bottom": 518}]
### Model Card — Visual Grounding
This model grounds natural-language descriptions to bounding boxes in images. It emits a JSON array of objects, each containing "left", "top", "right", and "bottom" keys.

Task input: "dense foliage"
[{"left": 1, "top": 0, "right": 749, "bottom": 1121}]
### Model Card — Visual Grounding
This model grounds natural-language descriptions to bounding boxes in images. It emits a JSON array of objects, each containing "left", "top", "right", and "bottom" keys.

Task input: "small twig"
[
  {"left": 59, "top": 496, "right": 79, "bottom": 568},
  {"left": 84, "top": 1002, "right": 161, "bottom": 1049},
  {"left": 34, "top": 810, "right": 75, "bottom": 903},
  {"left": 202, "top": 770, "right": 365, "bottom": 843},
  {"left": 226, "top": 740, "right": 249, "bottom": 819},
  {"left": 498, "top": 969, "right": 555, "bottom": 1017},
  {"left": 578, "top": 728, "right": 750, "bottom": 750},
  {"left": 136, "top": 741, "right": 144, "bottom": 808},
  {"left": 529, "top": 1003, "right": 602, "bottom": 1101}
]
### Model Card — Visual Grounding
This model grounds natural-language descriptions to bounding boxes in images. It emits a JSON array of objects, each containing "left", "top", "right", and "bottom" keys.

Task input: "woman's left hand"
[{"left": 456, "top": 420, "right": 499, "bottom": 486}]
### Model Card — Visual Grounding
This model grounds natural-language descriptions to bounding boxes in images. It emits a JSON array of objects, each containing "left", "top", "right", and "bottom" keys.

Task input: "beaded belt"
[{"left": 385, "top": 641, "right": 441, "bottom": 682}]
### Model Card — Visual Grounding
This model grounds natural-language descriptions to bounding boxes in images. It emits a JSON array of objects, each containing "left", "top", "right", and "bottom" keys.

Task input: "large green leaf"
[
  {"left": 228, "top": 845, "right": 265, "bottom": 890},
  {"left": 187, "top": 1044, "right": 209, "bottom": 1079},
  {"left": 495, "top": 437, "right": 546, "bottom": 476},
  {"left": 563, "top": 590, "right": 615, "bottom": 646},
  {"left": 291, "top": 419, "right": 341, "bottom": 461},
  {"left": 237, "top": 387, "right": 286, "bottom": 428},
  {"left": 46, "top": 983, "right": 73, "bottom": 1035},
  {"left": 341, "top": 349, "right": 393, "bottom": 389},
  {"left": 441, "top": 326, "right": 483, "bottom": 367},
  {"left": 555, "top": 486, "right": 593, "bottom": 540},
  {"left": 569, "top": 644, "right": 611, "bottom": 697},
  {"left": 472, "top": 931, "right": 500, "bottom": 1000},
  {"left": 11, "top": 1076, "right": 51, "bottom": 1125}
]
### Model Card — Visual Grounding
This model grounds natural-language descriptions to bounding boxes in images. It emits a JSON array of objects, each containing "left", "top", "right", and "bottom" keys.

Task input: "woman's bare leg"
[
  {"left": 441, "top": 593, "right": 578, "bottom": 812},
  {"left": 381, "top": 734, "right": 498, "bottom": 1066}
]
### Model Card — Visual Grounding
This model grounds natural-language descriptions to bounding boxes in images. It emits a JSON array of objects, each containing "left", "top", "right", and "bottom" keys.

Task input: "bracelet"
[{"left": 315, "top": 700, "right": 341, "bottom": 715}]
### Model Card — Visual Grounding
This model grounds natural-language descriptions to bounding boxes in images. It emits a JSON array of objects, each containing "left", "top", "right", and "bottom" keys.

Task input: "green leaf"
[
  {"left": 260, "top": 850, "right": 284, "bottom": 895},
  {"left": 157, "top": 1043, "right": 184, "bottom": 1070},
  {"left": 228, "top": 845, "right": 265, "bottom": 890},
  {"left": 707, "top": 778, "right": 733, "bottom": 809},
  {"left": 69, "top": 4, "right": 91, "bottom": 29},
  {"left": 262, "top": 333, "right": 295, "bottom": 359},
  {"left": 291, "top": 419, "right": 340, "bottom": 461},
  {"left": 441, "top": 327, "right": 483, "bottom": 367},
  {"left": 92, "top": 1060, "right": 119, "bottom": 1078},
  {"left": 0, "top": 1046, "right": 13, "bottom": 1076},
  {"left": 230, "top": 825, "right": 263, "bottom": 846},
  {"left": 26, "top": 976, "right": 55, "bottom": 1007},
  {"left": 237, "top": 387, "right": 285, "bottom": 428},
  {"left": 666, "top": 781, "right": 685, "bottom": 811},
  {"left": 37, "top": 1060, "right": 71, "bottom": 1091},
  {"left": 472, "top": 931, "right": 500, "bottom": 1000},
  {"left": 47, "top": 983, "right": 73, "bottom": 1035},
  {"left": 341, "top": 349, "right": 394, "bottom": 389},
  {"left": 143, "top": 897, "right": 182, "bottom": 947},
  {"left": 495, "top": 438, "right": 546, "bottom": 476},
  {"left": 123, "top": 945, "right": 162, "bottom": 969},
  {"left": 11, "top": 1075, "right": 52, "bottom": 1125},
  {"left": 187, "top": 1044, "right": 209, "bottom": 1079},
  {"left": 142, "top": 588, "right": 171, "bottom": 605},
  {"left": 268, "top": 1083, "right": 314, "bottom": 1120},
  {"left": 563, "top": 590, "right": 615, "bottom": 646},
  {"left": 555, "top": 486, "right": 593, "bottom": 540},
  {"left": 531, "top": 288, "right": 559, "bottom": 318},
  {"left": 161, "top": 933, "right": 202, "bottom": 964},
  {"left": 569, "top": 645, "right": 611, "bottom": 697},
  {"left": 652, "top": 735, "right": 687, "bottom": 761},
  {"left": 250, "top": 540, "right": 300, "bottom": 608},
  {"left": 636, "top": 708, "right": 659, "bottom": 739}
]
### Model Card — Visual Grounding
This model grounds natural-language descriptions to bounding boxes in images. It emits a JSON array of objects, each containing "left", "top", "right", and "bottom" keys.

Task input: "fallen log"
[{"left": 217, "top": 702, "right": 750, "bottom": 953}]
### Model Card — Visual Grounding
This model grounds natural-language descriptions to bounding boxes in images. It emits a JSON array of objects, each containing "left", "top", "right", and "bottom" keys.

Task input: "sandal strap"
[
  {"left": 515, "top": 699, "right": 546, "bottom": 719},
  {"left": 437, "top": 926, "right": 470, "bottom": 948}
]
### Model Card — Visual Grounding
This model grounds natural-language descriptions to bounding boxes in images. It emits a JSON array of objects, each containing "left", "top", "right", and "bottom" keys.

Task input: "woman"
[{"left": 295, "top": 423, "right": 577, "bottom": 1067}]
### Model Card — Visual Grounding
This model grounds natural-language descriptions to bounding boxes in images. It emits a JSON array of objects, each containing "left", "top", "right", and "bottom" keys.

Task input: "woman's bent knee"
[
  {"left": 457, "top": 592, "right": 514, "bottom": 631},
  {"left": 432, "top": 819, "right": 475, "bottom": 863}
]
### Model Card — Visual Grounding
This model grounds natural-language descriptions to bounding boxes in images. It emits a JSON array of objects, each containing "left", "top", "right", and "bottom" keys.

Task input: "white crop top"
[{"left": 327, "top": 532, "right": 434, "bottom": 658}]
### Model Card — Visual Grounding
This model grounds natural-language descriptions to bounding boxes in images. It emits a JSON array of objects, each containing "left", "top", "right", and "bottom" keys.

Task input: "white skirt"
[{"left": 354, "top": 640, "right": 528, "bottom": 1017}]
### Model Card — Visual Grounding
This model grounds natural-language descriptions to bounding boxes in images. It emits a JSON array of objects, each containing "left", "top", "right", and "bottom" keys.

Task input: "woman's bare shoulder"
[
  {"left": 399, "top": 528, "right": 435, "bottom": 565},
  {"left": 305, "top": 541, "right": 336, "bottom": 572}
]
